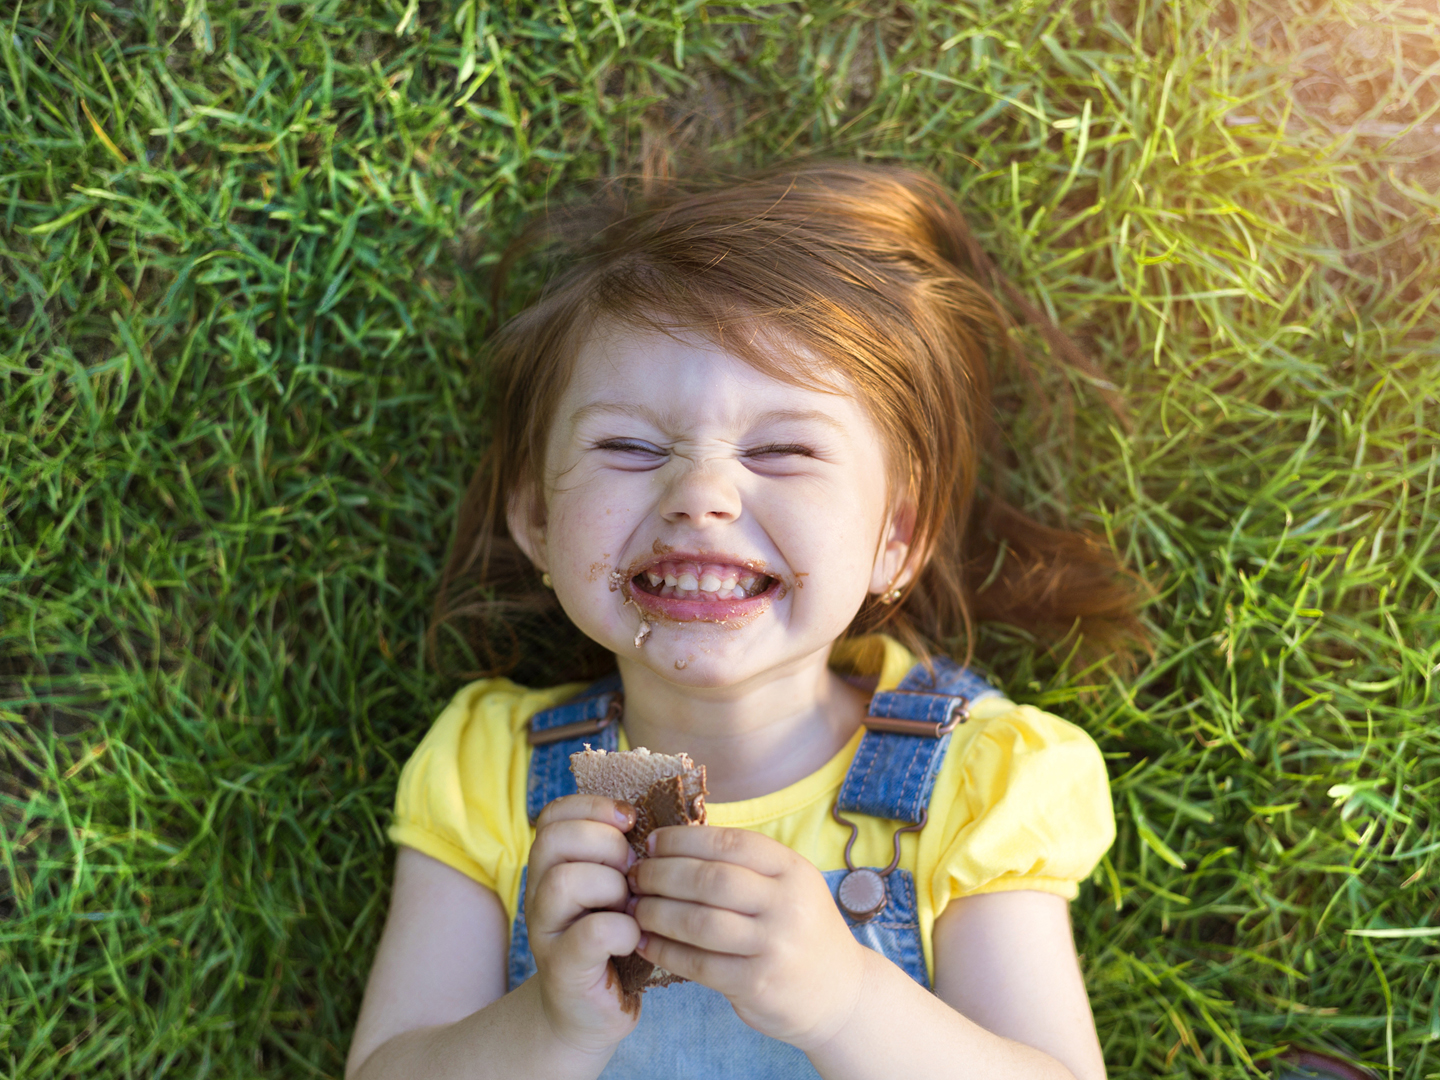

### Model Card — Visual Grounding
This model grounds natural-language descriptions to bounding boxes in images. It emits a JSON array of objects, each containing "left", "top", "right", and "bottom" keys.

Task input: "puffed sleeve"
[
  {"left": 923, "top": 699, "right": 1116, "bottom": 909},
  {"left": 388, "top": 679, "right": 579, "bottom": 913}
]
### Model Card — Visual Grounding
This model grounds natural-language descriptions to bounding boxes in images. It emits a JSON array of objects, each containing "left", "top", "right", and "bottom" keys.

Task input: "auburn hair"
[{"left": 432, "top": 162, "right": 1146, "bottom": 685}]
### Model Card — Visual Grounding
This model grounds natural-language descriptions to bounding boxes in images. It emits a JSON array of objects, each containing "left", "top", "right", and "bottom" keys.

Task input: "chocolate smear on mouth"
[{"left": 620, "top": 592, "right": 653, "bottom": 648}]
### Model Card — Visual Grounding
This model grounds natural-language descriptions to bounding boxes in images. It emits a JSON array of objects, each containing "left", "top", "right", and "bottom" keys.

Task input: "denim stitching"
[
  {"left": 847, "top": 733, "right": 880, "bottom": 816},
  {"left": 905, "top": 741, "right": 923, "bottom": 821},
  {"left": 853, "top": 734, "right": 883, "bottom": 817}
]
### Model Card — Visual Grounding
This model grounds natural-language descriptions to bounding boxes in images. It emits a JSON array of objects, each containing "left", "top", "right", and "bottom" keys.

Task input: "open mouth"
[{"left": 631, "top": 560, "right": 777, "bottom": 602}]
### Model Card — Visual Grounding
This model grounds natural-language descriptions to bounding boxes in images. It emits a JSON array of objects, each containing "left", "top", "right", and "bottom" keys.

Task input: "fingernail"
[
  {"left": 636, "top": 932, "right": 649, "bottom": 952},
  {"left": 625, "top": 895, "right": 639, "bottom": 916},
  {"left": 624, "top": 846, "right": 637, "bottom": 869},
  {"left": 626, "top": 863, "right": 641, "bottom": 890},
  {"left": 614, "top": 801, "right": 635, "bottom": 827},
  {"left": 646, "top": 832, "right": 657, "bottom": 856}
]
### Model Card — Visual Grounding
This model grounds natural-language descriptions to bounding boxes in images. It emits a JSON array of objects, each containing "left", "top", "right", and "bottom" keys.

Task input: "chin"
[
  {"left": 620, "top": 629, "right": 814, "bottom": 693},
  {"left": 653, "top": 653, "right": 749, "bottom": 688}
]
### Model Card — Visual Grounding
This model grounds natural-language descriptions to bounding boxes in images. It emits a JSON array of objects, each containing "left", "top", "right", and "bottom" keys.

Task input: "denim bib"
[{"left": 510, "top": 658, "right": 998, "bottom": 1079}]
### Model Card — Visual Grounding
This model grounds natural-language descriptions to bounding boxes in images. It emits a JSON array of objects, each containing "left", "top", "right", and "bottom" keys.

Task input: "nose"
[{"left": 659, "top": 459, "right": 742, "bottom": 526}]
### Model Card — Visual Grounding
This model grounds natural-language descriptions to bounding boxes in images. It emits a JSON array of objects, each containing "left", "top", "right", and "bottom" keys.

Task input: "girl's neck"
[{"left": 614, "top": 647, "right": 870, "bottom": 803}]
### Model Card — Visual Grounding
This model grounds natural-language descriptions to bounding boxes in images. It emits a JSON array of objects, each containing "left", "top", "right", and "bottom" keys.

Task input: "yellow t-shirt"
[{"left": 389, "top": 635, "right": 1115, "bottom": 979}]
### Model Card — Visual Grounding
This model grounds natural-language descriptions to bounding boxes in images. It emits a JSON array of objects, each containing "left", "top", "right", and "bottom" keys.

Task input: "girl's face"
[{"left": 509, "top": 324, "right": 913, "bottom": 690}]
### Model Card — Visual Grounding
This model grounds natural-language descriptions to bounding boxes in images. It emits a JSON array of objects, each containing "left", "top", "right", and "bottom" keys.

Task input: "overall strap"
[
  {"left": 836, "top": 657, "right": 1001, "bottom": 823},
  {"left": 525, "top": 674, "right": 623, "bottom": 824}
]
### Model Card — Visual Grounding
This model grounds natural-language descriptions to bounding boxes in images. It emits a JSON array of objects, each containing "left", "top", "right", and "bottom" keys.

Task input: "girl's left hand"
[{"left": 627, "top": 826, "right": 869, "bottom": 1050}]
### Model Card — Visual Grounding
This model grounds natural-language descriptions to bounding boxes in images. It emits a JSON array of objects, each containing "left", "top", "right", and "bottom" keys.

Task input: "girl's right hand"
[{"left": 526, "top": 794, "right": 643, "bottom": 1054}]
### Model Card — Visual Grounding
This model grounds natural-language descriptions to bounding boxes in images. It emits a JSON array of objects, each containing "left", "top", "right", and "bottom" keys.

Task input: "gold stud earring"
[
  {"left": 541, "top": 572, "right": 553, "bottom": 589},
  {"left": 880, "top": 586, "right": 902, "bottom": 605}
]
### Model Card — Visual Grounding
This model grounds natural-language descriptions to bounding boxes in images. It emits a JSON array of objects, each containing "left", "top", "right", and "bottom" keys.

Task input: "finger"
[
  {"left": 537, "top": 794, "right": 636, "bottom": 832},
  {"left": 634, "top": 896, "right": 764, "bottom": 957},
  {"left": 636, "top": 932, "right": 749, "bottom": 994},
  {"left": 550, "top": 911, "right": 642, "bottom": 979},
  {"left": 531, "top": 862, "right": 630, "bottom": 933},
  {"left": 530, "top": 818, "right": 634, "bottom": 878},
  {"left": 629, "top": 855, "right": 769, "bottom": 915},
  {"left": 648, "top": 825, "right": 794, "bottom": 875}
]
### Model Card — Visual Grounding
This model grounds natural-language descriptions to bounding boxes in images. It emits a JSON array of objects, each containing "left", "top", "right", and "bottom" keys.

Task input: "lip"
[{"left": 622, "top": 550, "right": 786, "bottom": 624}]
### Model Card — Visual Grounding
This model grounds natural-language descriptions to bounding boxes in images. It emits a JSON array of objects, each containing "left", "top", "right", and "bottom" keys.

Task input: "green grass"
[{"left": 3, "top": 0, "right": 1438, "bottom": 1076}]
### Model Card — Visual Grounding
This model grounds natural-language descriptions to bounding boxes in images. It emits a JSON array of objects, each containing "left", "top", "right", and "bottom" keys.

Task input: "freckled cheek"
[
  {"left": 546, "top": 491, "right": 634, "bottom": 581},
  {"left": 771, "top": 496, "right": 880, "bottom": 599}
]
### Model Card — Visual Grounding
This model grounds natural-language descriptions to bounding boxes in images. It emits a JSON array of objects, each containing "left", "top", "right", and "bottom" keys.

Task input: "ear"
[
  {"left": 506, "top": 477, "right": 550, "bottom": 573},
  {"left": 869, "top": 499, "right": 920, "bottom": 596}
]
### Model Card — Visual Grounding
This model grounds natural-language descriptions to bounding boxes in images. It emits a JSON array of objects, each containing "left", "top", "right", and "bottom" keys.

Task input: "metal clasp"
[{"left": 829, "top": 801, "right": 928, "bottom": 923}]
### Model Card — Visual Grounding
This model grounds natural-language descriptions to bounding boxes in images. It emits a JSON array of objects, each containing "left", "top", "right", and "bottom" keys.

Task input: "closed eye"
[
  {"left": 745, "top": 443, "right": 816, "bottom": 459},
  {"left": 594, "top": 438, "right": 668, "bottom": 459}
]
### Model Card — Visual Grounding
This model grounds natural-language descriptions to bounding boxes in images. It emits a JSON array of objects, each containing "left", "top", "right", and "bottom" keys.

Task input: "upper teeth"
[{"left": 638, "top": 561, "right": 768, "bottom": 600}]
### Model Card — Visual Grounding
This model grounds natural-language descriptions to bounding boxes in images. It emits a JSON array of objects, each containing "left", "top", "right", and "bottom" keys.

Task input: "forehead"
[{"left": 564, "top": 321, "right": 852, "bottom": 405}]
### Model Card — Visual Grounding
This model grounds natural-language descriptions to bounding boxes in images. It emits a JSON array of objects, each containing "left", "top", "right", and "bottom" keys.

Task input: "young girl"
[{"left": 346, "top": 163, "right": 1142, "bottom": 1080}]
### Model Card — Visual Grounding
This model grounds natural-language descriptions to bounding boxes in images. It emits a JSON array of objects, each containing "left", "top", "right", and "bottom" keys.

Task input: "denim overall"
[{"left": 510, "top": 658, "right": 999, "bottom": 1079}]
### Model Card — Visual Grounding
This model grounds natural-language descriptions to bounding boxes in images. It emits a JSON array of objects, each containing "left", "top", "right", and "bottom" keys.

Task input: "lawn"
[{"left": 3, "top": 0, "right": 1438, "bottom": 1077}]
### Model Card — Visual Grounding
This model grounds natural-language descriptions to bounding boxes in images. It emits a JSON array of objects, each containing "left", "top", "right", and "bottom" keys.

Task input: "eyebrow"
[{"left": 568, "top": 401, "right": 848, "bottom": 433}]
